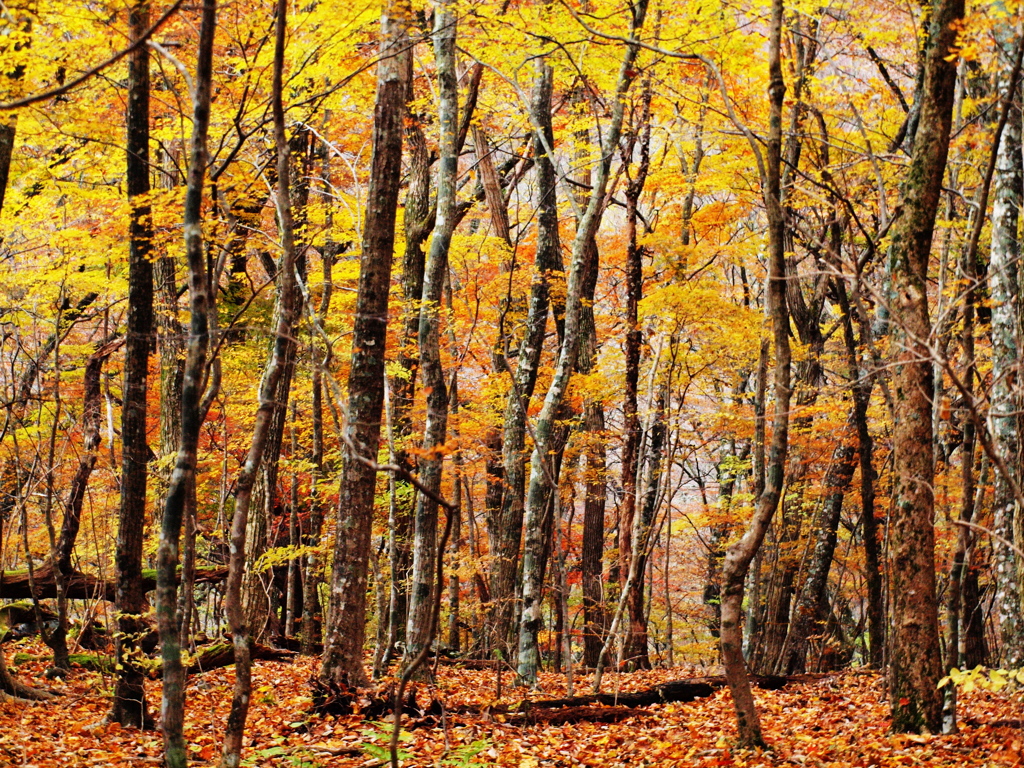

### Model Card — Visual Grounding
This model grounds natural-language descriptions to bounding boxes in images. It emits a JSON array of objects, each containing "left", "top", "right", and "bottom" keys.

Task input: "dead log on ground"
[
  {"left": 0, "top": 563, "right": 228, "bottom": 601},
  {"left": 182, "top": 641, "right": 296, "bottom": 676},
  {"left": 527, "top": 674, "right": 801, "bottom": 709},
  {"left": 312, "top": 673, "right": 817, "bottom": 724}
]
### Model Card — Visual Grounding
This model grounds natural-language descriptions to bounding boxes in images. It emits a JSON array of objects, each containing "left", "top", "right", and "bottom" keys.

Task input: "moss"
[{"left": 12, "top": 652, "right": 114, "bottom": 672}]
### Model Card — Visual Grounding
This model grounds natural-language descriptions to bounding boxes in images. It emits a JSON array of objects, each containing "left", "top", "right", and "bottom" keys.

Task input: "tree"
[
  {"left": 220, "top": 0, "right": 302, "bottom": 762},
  {"left": 884, "top": 0, "right": 963, "bottom": 734},
  {"left": 109, "top": 0, "right": 155, "bottom": 729},
  {"left": 405, "top": 0, "right": 458, "bottom": 658},
  {"left": 718, "top": 0, "right": 789, "bottom": 747},
  {"left": 319, "top": 0, "right": 412, "bottom": 690},
  {"left": 516, "top": 0, "right": 649, "bottom": 688},
  {"left": 155, "top": 0, "right": 217, "bottom": 763}
]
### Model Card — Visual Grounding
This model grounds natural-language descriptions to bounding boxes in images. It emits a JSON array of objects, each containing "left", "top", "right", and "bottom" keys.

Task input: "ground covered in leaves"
[{"left": 1, "top": 641, "right": 1023, "bottom": 767}]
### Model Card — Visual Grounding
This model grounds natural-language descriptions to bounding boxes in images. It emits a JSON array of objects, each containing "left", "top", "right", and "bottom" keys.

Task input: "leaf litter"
[{"left": 2, "top": 642, "right": 1023, "bottom": 767}]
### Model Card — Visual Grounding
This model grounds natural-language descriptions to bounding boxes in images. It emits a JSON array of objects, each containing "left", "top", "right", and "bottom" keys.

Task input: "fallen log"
[
  {"left": 183, "top": 641, "right": 296, "bottom": 676},
  {"left": 523, "top": 705, "right": 648, "bottom": 725},
  {"left": 526, "top": 674, "right": 798, "bottom": 710},
  {"left": 314, "top": 673, "right": 816, "bottom": 724},
  {"left": 0, "top": 564, "right": 229, "bottom": 600},
  {"left": 13, "top": 652, "right": 113, "bottom": 673}
]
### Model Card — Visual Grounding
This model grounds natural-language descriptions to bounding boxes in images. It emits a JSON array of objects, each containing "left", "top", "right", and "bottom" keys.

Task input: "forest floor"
[{"left": 1, "top": 640, "right": 1023, "bottom": 767}]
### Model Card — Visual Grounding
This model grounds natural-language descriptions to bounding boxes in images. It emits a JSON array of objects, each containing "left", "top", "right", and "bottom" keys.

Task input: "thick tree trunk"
[
  {"left": 989, "top": 41, "right": 1024, "bottom": 668},
  {"left": 885, "top": 0, "right": 962, "bottom": 734},
  {"left": 719, "top": 0, "right": 788, "bottom": 747},
  {"left": 516, "top": 0, "right": 648, "bottom": 687},
  {"left": 109, "top": 0, "right": 154, "bottom": 729},
  {"left": 319, "top": 1, "right": 411, "bottom": 690}
]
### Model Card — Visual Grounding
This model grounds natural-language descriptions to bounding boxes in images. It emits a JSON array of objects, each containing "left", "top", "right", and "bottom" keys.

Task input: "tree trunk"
[
  {"left": 622, "top": 80, "right": 653, "bottom": 668},
  {"left": 319, "top": 0, "right": 411, "bottom": 690},
  {"left": 109, "top": 0, "right": 154, "bottom": 729},
  {"left": 782, "top": 426, "right": 856, "bottom": 674},
  {"left": 405, "top": 2, "right": 458, "bottom": 659},
  {"left": 490, "top": 60, "right": 561, "bottom": 658},
  {"left": 719, "top": 0, "right": 789, "bottom": 746},
  {"left": 155, "top": 2, "right": 217, "bottom": 763},
  {"left": 885, "top": 0, "right": 962, "bottom": 734},
  {"left": 989, "top": 38, "right": 1024, "bottom": 668},
  {"left": 385, "top": 107, "right": 430, "bottom": 666},
  {"left": 51, "top": 341, "right": 119, "bottom": 670},
  {"left": 628, "top": 384, "right": 668, "bottom": 670},
  {"left": 516, "top": 0, "right": 649, "bottom": 687},
  {"left": 220, "top": 3, "right": 301, "bottom": 763}
]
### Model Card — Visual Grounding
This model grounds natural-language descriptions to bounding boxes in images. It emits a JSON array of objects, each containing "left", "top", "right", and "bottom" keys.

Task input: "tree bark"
[
  {"left": 405, "top": 2, "right": 458, "bottom": 659},
  {"left": 622, "top": 80, "right": 653, "bottom": 669},
  {"left": 109, "top": 0, "right": 154, "bottom": 729},
  {"left": 719, "top": 0, "right": 789, "bottom": 747},
  {"left": 385, "top": 108, "right": 430, "bottom": 665},
  {"left": 516, "top": 0, "right": 649, "bottom": 687},
  {"left": 319, "top": 0, "right": 411, "bottom": 690},
  {"left": 155, "top": 2, "right": 217, "bottom": 763},
  {"left": 885, "top": 0, "right": 962, "bottom": 734},
  {"left": 988, "top": 38, "right": 1024, "bottom": 669}
]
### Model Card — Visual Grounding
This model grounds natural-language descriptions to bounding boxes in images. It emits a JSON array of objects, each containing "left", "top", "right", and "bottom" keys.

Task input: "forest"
[{"left": 2, "top": 0, "right": 1024, "bottom": 765}]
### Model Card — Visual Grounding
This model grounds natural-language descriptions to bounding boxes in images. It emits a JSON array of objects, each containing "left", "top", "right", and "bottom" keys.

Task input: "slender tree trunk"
[
  {"left": 782, "top": 427, "right": 856, "bottom": 674},
  {"left": 622, "top": 80, "right": 653, "bottom": 668},
  {"left": 517, "top": 0, "right": 649, "bottom": 687},
  {"left": 629, "top": 384, "right": 668, "bottom": 669},
  {"left": 319, "top": 1, "right": 411, "bottom": 689},
  {"left": 220, "top": 3, "right": 300, "bottom": 763},
  {"left": 719, "top": 0, "right": 789, "bottom": 746},
  {"left": 885, "top": 0, "right": 962, "bottom": 734},
  {"left": 301, "top": 132, "right": 339, "bottom": 656},
  {"left": 155, "top": 2, "right": 217, "bottom": 763},
  {"left": 109, "top": 0, "right": 154, "bottom": 729},
  {"left": 490, "top": 61, "right": 562, "bottom": 658},
  {"left": 386, "top": 108, "right": 429, "bottom": 664},
  {"left": 405, "top": 2, "right": 458, "bottom": 658},
  {"left": 51, "top": 341, "right": 119, "bottom": 670}
]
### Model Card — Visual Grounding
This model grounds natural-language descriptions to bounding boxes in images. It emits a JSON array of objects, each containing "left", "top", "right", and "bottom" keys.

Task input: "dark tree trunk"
[
  {"left": 319, "top": 1, "right": 411, "bottom": 689},
  {"left": 885, "top": 0, "right": 962, "bottom": 734},
  {"left": 627, "top": 385, "right": 668, "bottom": 670},
  {"left": 109, "top": 0, "right": 154, "bottom": 729},
  {"left": 622, "top": 81, "right": 653, "bottom": 669},
  {"left": 50, "top": 340, "right": 119, "bottom": 670}
]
